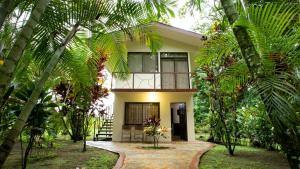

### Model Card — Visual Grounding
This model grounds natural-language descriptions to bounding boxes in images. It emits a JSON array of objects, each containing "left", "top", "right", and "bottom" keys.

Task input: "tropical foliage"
[
  {"left": 0, "top": 0, "right": 175, "bottom": 168},
  {"left": 143, "top": 117, "right": 168, "bottom": 148},
  {"left": 193, "top": 0, "right": 300, "bottom": 168},
  {"left": 1, "top": 0, "right": 299, "bottom": 168}
]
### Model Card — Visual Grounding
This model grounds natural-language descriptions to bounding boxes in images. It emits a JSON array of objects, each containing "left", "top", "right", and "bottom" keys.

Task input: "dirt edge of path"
[
  {"left": 189, "top": 143, "right": 215, "bottom": 169},
  {"left": 113, "top": 152, "right": 126, "bottom": 169}
]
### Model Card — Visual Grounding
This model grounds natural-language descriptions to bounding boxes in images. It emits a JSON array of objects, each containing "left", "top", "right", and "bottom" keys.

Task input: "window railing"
[{"left": 111, "top": 72, "right": 195, "bottom": 90}]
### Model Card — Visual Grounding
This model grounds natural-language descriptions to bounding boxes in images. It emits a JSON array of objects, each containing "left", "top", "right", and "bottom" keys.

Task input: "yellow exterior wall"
[{"left": 112, "top": 92, "right": 196, "bottom": 142}]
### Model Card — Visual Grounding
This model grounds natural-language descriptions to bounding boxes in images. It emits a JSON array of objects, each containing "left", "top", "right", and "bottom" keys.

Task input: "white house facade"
[{"left": 111, "top": 22, "right": 206, "bottom": 142}]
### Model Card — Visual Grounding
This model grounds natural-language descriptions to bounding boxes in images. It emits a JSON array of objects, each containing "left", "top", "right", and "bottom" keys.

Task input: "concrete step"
[
  {"left": 98, "top": 131, "right": 112, "bottom": 134},
  {"left": 94, "top": 137, "right": 112, "bottom": 141},
  {"left": 96, "top": 133, "right": 112, "bottom": 136},
  {"left": 102, "top": 124, "right": 113, "bottom": 126},
  {"left": 98, "top": 130, "right": 113, "bottom": 133},
  {"left": 101, "top": 127, "right": 113, "bottom": 130},
  {"left": 102, "top": 126, "right": 113, "bottom": 129}
]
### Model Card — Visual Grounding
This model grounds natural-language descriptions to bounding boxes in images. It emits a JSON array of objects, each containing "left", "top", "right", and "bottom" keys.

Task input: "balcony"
[{"left": 111, "top": 72, "right": 197, "bottom": 92}]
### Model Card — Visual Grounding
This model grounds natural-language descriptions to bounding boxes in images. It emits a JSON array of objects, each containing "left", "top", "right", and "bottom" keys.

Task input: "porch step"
[
  {"left": 102, "top": 125, "right": 113, "bottom": 128},
  {"left": 97, "top": 133, "right": 112, "bottom": 136},
  {"left": 94, "top": 137, "right": 112, "bottom": 141},
  {"left": 95, "top": 118, "right": 114, "bottom": 141},
  {"left": 98, "top": 130, "right": 113, "bottom": 133}
]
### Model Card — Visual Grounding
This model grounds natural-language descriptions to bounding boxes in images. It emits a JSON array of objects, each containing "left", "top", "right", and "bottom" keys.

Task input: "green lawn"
[
  {"left": 3, "top": 140, "right": 118, "bottom": 169},
  {"left": 199, "top": 145, "right": 289, "bottom": 169}
]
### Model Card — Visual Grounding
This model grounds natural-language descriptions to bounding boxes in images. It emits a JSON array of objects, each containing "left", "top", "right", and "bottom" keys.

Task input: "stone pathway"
[{"left": 87, "top": 141, "right": 213, "bottom": 169}]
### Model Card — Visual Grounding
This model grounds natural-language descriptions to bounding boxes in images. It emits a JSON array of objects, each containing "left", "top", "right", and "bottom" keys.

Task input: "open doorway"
[{"left": 170, "top": 103, "right": 187, "bottom": 141}]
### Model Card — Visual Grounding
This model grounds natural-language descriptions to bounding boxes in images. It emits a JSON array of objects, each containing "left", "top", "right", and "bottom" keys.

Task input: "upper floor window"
[
  {"left": 160, "top": 52, "right": 188, "bottom": 59},
  {"left": 128, "top": 52, "right": 158, "bottom": 72}
]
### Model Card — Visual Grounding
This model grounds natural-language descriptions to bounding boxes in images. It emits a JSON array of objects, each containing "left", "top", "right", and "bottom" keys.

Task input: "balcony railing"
[{"left": 111, "top": 72, "right": 196, "bottom": 90}]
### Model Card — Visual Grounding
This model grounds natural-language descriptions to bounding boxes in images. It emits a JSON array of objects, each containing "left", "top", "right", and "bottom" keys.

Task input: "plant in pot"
[{"left": 143, "top": 117, "right": 168, "bottom": 148}]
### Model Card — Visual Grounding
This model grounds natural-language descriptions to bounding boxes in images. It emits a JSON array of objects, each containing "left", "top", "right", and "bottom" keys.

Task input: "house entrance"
[{"left": 170, "top": 103, "right": 187, "bottom": 141}]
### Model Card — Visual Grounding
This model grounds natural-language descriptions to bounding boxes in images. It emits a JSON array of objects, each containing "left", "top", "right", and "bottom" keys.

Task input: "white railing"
[{"left": 111, "top": 72, "right": 195, "bottom": 90}]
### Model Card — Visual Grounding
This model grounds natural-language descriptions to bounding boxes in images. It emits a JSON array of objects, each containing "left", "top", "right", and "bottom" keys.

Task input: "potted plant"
[{"left": 143, "top": 117, "right": 168, "bottom": 148}]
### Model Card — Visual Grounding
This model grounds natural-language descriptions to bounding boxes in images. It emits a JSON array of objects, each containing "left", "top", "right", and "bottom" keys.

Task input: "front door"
[{"left": 170, "top": 103, "right": 187, "bottom": 141}]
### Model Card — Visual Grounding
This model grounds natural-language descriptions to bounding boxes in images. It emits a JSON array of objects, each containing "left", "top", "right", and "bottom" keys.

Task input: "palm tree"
[
  {"left": 0, "top": 0, "right": 50, "bottom": 102},
  {"left": 195, "top": 1, "right": 300, "bottom": 168},
  {"left": 0, "top": 0, "right": 16, "bottom": 29},
  {"left": 0, "top": 0, "right": 172, "bottom": 167},
  {"left": 0, "top": 0, "right": 175, "bottom": 102}
]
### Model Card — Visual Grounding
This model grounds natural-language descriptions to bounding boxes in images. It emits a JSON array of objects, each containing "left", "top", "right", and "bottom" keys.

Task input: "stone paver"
[{"left": 87, "top": 141, "right": 213, "bottom": 169}]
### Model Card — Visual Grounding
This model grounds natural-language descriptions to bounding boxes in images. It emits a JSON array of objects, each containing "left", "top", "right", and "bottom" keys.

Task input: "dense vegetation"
[
  {"left": 193, "top": 0, "right": 300, "bottom": 168},
  {"left": 0, "top": 0, "right": 299, "bottom": 169},
  {"left": 0, "top": 0, "right": 174, "bottom": 168}
]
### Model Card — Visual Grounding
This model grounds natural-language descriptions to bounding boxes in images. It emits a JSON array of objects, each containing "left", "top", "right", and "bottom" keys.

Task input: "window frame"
[
  {"left": 127, "top": 52, "right": 158, "bottom": 73},
  {"left": 160, "top": 52, "right": 189, "bottom": 59},
  {"left": 124, "top": 102, "right": 160, "bottom": 125},
  {"left": 160, "top": 52, "right": 190, "bottom": 89}
]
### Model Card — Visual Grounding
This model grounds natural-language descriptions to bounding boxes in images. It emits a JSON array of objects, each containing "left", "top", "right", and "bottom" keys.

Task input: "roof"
[{"left": 148, "top": 22, "right": 207, "bottom": 48}]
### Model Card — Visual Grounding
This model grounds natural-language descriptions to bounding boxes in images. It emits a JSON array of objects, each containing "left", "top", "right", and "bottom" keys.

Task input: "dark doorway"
[{"left": 170, "top": 103, "right": 187, "bottom": 141}]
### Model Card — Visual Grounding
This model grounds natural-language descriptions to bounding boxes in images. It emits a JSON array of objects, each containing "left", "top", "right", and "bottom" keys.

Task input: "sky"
[{"left": 169, "top": 0, "right": 214, "bottom": 32}]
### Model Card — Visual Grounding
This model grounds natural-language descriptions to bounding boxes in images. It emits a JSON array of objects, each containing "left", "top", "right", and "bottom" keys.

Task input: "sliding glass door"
[{"left": 161, "top": 53, "right": 189, "bottom": 89}]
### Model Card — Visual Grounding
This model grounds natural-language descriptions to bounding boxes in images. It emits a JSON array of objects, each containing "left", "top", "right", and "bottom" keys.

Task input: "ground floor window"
[{"left": 125, "top": 102, "right": 159, "bottom": 125}]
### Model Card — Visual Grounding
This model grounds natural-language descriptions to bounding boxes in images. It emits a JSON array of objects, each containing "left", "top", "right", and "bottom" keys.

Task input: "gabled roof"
[{"left": 149, "top": 22, "right": 207, "bottom": 48}]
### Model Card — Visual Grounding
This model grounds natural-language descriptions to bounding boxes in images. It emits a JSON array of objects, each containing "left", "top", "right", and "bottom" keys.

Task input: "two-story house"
[{"left": 111, "top": 22, "right": 206, "bottom": 142}]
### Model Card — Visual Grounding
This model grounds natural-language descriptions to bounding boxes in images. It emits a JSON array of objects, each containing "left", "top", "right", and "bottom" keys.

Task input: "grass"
[
  {"left": 3, "top": 139, "right": 118, "bottom": 169},
  {"left": 199, "top": 145, "right": 289, "bottom": 169}
]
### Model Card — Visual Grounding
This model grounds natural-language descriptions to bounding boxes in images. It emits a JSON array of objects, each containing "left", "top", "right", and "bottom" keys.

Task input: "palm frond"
[
  {"left": 219, "top": 61, "right": 250, "bottom": 93},
  {"left": 197, "top": 32, "right": 239, "bottom": 66},
  {"left": 255, "top": 73, "right": 298, "bottom": 130}
]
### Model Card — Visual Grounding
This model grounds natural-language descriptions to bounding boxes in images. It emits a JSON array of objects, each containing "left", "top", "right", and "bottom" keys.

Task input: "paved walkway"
[{"left": 87, "top": 141, "right": 213, "bottom": 169}]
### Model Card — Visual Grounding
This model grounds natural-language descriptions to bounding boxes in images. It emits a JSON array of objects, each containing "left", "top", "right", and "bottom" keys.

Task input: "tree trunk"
[
  {"left": 0, "top": 0, "right": 16, "bottom": 30},
  {"left": 218, "top": 98, "right": 234, "bottom": 156},
  {"left": 56, "top": 86, "right": 73, "bottom": 138},
  {"left": 220, "top": 0, "right": 300, "bottom": 168},
  {"left": 287, "top": 152, "right": 300, "bottom": 169},
  {"left": 0, "top": 23, "right": 79, "bottom": 168},
  {"left": 19, "top": 132, "right": 23, "bottom": 167},
  {"left": 82, "top": 111, "right": 87, "bottom": 152},
  {"left": 220, "top": 0, "right": 261, "bottom": 77},
  {"left": 0, "top": 0, "right": 50, "bottom": 101},
  {"left": 22, "top": 133, "right": 35, "bottom": 169}
]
